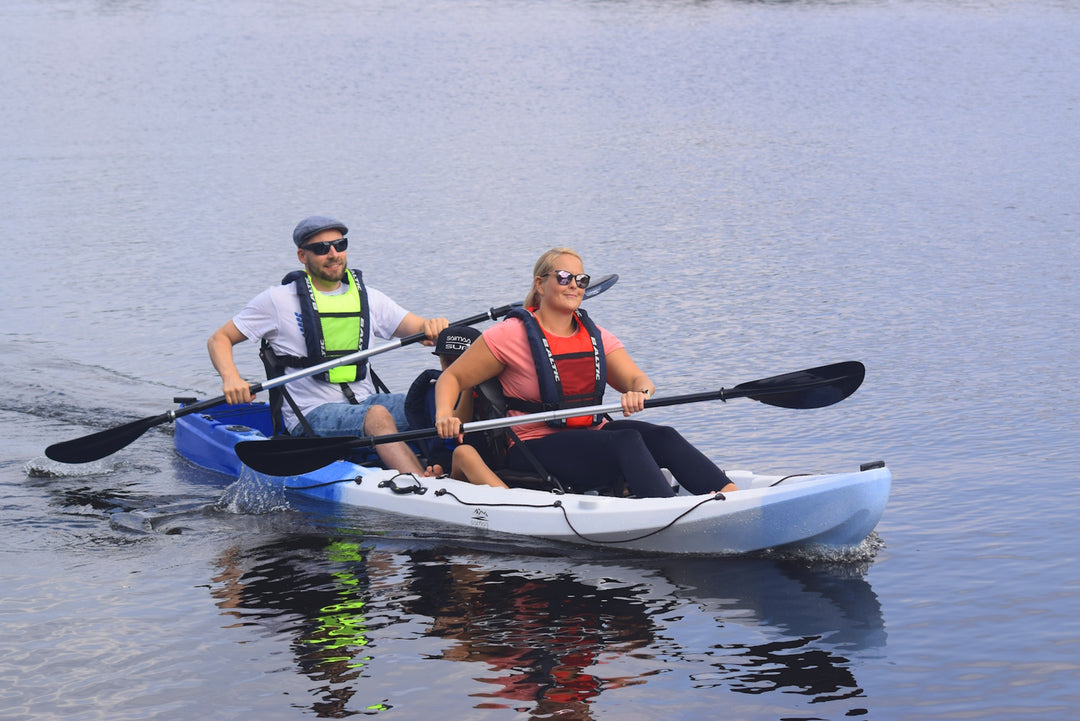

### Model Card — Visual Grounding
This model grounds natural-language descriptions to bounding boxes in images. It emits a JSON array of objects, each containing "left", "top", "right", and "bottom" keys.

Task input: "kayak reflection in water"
[{"left": 433, "top": 247, "right": 737, "bottom": 498}]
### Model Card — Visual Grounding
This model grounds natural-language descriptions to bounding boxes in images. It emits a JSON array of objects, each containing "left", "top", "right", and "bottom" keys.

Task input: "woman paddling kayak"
[{"left": 433, "top": 247, "right": 738, "bottom": 498}]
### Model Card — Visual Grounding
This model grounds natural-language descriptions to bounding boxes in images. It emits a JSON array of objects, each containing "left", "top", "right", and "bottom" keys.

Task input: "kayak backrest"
[
  {"left": 404, "top": 368, "right": 453, "bottom": 469},
  {"left": 403, "top": 370, "right": 572, "bottom": 492},
  {"left": 469, "top": 377, "right": 514, "bottom": 471}
]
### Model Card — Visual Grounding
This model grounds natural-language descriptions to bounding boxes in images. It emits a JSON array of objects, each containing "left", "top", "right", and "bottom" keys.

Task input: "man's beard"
[{"left": 307, "top": 260, "right": 346, "bottom": 285}]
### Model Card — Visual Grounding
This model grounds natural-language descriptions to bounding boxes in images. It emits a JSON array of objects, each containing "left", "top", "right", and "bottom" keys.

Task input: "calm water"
[{"left": 2, "top": 0, "right": 1078, "bottom": 718}]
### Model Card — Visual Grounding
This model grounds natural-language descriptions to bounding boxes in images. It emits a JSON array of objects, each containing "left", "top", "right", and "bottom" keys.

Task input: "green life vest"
[
  {"left": 268, "top": 268, "right": 371, "bottom": 384},
  {"left": 305, "top": 271, "right": 368, "bottom": 383}
]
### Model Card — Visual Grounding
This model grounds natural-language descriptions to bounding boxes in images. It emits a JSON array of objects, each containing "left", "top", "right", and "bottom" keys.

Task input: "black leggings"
[{"left": 506, "top": 419, "right": 730, "bottom": 498}]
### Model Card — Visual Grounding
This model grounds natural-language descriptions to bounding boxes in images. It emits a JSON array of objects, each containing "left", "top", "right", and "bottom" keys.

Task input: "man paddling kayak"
[
  {"left": 433, "top": 247, "right": 737, "bottom": 498},
  {"left": 207, "top": 215, "right": 447, "bottom": 476}
]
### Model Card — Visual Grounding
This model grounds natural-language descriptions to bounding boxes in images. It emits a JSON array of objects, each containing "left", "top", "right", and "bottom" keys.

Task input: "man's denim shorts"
[{"left": 290, "top": 393, "right": 410, "bottom": 437}]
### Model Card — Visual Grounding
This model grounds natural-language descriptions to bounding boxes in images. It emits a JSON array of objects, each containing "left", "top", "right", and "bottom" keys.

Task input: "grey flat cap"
[{"left": 293, "top": 215, "right": 348, "bottom": 247}]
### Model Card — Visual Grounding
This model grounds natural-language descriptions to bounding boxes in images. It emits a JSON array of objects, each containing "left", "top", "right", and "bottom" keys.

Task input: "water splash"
[
  {"left": 216, "top": 466, "right": 292, "bottom": 515},
  {"left": 761, "top": 532, "right": 886, "bottom": 566},
  {"left": 24, "top": 455, "right": 120, "bottom": 478}
]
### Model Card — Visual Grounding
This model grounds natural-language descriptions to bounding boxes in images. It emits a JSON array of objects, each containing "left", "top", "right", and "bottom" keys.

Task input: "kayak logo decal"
[{"left": 470, "top": 508, "right": 489, "bottom": 530}]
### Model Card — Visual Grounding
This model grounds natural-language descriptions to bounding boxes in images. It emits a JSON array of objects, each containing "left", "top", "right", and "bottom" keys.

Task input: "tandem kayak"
[{"left": 173, "top": 399, "right": 890, "bottom": 556}]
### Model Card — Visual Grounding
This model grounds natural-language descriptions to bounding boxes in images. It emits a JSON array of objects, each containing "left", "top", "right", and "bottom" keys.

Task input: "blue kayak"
[{"left": 174, "top": 400, "right": 891, "bottom": 556}]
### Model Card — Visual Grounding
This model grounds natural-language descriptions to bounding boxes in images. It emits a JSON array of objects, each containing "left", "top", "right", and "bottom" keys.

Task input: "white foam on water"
[
  {"left": 215, "top": 466, "right": 292, "bottom": 515},
  {"left": 760, "top": 531, "right": 886, "bottom": 565},
  {"left": 23, "top": 456, "right": 120, "bottom": 478}
]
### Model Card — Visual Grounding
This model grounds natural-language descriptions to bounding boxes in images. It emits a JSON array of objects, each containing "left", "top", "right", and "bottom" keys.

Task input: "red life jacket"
[{"left": 505, "top": 307, "right": 607, "bottom": 428}]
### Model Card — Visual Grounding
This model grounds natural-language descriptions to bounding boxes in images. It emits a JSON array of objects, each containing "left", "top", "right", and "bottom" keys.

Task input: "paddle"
[
  {"left": 42, "top": 273, "right": 620, "bottom": 464},
  {"left": 235, "top": 360, "right": 866, "bottom": 476}
]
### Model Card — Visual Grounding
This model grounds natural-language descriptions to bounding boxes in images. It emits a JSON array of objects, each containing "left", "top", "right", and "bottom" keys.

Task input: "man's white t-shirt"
[{"left": 232, "top": 279, "right": 409, "bottom": 430}]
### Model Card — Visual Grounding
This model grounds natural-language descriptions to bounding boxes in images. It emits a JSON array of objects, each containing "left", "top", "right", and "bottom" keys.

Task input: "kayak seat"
[
  {"left": 479, "top": 386, "right": 627, "bottom": 495},
  {"left": 404, "top": 368, "right": 454, "bottom": 470},
  {"left": 473, "top": 378, "right": 628, "bottom": 496},
  {"left": 492, "top": 468, "right": 556, "bottom": 491},
  {"left": 406, "top": 371, "right": 576, "bottom": 492},
  {"left": 403, "top": 370, "right": 626, "bottom": 495},
  {"left": 470, "top": 378, "right": 572, "bottom": 492},
  {"left": 492, "top": 469, "right": 626, "bottom": 496}
]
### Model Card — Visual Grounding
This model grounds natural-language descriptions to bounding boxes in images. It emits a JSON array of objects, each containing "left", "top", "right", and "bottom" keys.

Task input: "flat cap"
[{"left": 292, "top": 215, "right": 348, "bottom": 247}]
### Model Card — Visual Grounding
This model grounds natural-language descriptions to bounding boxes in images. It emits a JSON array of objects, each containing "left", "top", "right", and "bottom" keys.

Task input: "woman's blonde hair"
[{"left": 524, "top": 247, "right": 584, "bottom": 308}]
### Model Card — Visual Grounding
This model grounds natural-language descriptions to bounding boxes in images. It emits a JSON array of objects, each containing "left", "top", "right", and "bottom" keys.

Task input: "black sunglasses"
[
  {"left": 302, "top": 238, "right": 348, "bottom": 255},
  {"left": 543, "top": 270, "right": 590, "bottom": 289}
]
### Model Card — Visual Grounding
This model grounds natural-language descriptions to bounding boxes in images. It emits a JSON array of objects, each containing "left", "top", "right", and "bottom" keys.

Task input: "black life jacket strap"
[
  {"left": 340, "top": 366, "right": 390, "bottom": 403},
  {"left": 259, "top": 340, "right": 316, "bottom": 436},
  {"left": 339, "top": 383, "right": 359, "bottom": 405},
  {"left": 332, "top": 369, "right": 388, "bottom": 403},
  {"left": 262, "top": 337, "right": 391, "bottom": 411},
  {"left": 506, "top": 426, "right": 565, "bottom": 493},
  {"left": 281, "top": 386, "right": 316, "bottom": 436},
  {"left": 503, "top": 396, "right": 549, "bottom": 414},
  {"left": 503, "top": 396, "right": 596, "bottom": 414},
  {"left": 474, "top": 377, "right": 565, "bottom": 493},
  {"left": 369, "top": 367, "right": 391, "bottom": 394}
]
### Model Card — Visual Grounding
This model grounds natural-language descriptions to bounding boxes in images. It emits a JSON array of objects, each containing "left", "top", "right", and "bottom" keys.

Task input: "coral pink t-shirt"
[{"left": 482, "top": 316, "right": 624, "bottom": 441}]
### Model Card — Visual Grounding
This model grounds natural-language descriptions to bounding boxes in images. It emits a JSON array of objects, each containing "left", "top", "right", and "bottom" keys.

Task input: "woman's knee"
[
  {"left": 599, "top": 428, "right": 647, "bottom": 450},
  {"left": 638, "top": 423, "right": 681, "bottom": 444}
]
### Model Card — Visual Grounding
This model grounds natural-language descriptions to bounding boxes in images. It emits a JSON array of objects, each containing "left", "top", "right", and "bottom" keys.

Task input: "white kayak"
[{"left": 174, "top": 400, "right": 891, "bottom": 556}]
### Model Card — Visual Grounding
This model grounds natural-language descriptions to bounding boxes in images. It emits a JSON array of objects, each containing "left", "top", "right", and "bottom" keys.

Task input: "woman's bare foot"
[{"left": 423, "top": 464, "right": 445, "bottom": 477}]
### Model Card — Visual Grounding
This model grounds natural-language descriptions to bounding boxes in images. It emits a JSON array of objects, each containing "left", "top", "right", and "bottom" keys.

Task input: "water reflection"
[
  {"left": 210, "top": 536, "right": 381, "bottom": 715},
  {"left": 207, "top": 535, "right": 886, "bottom": 717},
  {"left": 656, "top": 556, "right": 887, "bottom": 652},
  {"left": 660, "top": 560, "right": 880, "bottom": 702},
  {"left": 404, "top": 549, "right": 654, "bottom": 714}
]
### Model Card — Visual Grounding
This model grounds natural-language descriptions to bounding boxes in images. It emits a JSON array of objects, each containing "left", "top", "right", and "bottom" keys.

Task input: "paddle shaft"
[
  {"left": 45, "top": 275, "right": 619, "bottom": 463},
  {"left": 213, "top": 305, "right": 516, "bottom": 410},
  {"left": 232, "top": 360, "right": 864, "bottom": 475},
  {"left": 159, "top": 273, "right": 616, "bottom": 424},
  {"left": 343, "top": 373, "right": 851, "bottom": 447},
  {"left": 124, "top": 307, "right": 518, "bottom": 426}
]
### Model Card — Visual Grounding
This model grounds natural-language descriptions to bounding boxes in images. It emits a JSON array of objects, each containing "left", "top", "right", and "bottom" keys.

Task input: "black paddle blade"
[
  {"left": 45, "top": 414, "right": 169, "bottom": 464},
  {"left": 732, "top": 361, "right": 865, "bottom": 409},
  {"left": 235, "top": 436, "right": 370, "bottom": 476}
]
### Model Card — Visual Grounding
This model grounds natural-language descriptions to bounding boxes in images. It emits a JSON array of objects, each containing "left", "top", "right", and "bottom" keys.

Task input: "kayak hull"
[{"left": 174, "top": 401, "right": 890, "bottom": 556}]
